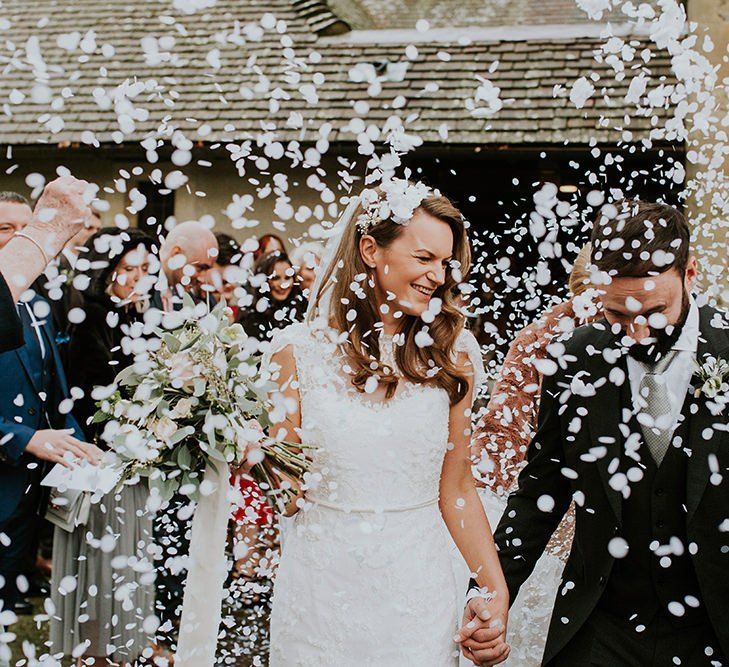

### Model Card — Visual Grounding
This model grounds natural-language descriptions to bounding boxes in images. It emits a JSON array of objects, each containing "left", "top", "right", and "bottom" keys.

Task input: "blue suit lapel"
[
  {"left": 14, "top": 344, "right": 42, "bottom": 394},
  {"left": 13, "top": 309, "right": 42, "bottom": 394}
]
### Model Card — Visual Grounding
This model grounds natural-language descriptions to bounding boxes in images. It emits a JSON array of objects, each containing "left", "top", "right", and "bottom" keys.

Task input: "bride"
[{"left": 263, "top": 182, "right": 510, "bottom": 666}]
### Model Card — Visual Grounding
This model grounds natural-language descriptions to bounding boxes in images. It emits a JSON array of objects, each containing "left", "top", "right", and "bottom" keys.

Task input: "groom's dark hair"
[{"left": 590, "top": 199, "right": 690, "bottom": 278}]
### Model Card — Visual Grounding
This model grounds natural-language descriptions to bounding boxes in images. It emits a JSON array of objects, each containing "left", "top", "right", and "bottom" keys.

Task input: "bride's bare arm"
[
  {"left": 439, "top": 354, "right": 510, "bottom": 661},
  {"left": 269, "top": 345, "right": 305, "bottom": 516}
]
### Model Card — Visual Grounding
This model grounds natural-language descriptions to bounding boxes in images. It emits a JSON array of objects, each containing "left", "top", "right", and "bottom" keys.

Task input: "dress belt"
[{"left": 307, "top": 496, "right": 439, "bottom": 513}]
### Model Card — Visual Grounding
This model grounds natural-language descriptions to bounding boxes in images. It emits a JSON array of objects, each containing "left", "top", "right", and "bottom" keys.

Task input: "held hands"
[
  {"left": 30, "top": 176, "right": 98, "bottom": 243},
  {"left": 25, "top": 428, "right": 103, "bottom": 468},
  {"left": 457, "top": 594, "right": 510, "bottom": 666}
]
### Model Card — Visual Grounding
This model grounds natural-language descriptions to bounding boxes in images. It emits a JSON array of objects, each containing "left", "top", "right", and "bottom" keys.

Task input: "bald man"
[
  {"left": 152, "top": 220, "right": 219, "bottom": 651},
  {"left": 157, "top": 220, "right": 218, "bottom": 310}
]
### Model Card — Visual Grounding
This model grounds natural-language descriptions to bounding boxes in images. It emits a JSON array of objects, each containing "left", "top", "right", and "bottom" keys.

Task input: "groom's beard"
[{"left": 626, "top": 290, "right": 690, "bottom": 365}]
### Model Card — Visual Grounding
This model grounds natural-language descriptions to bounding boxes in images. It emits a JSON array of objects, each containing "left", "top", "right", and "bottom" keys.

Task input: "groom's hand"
[{"left": 457, "top": 596, "right": 510, "bottom": 666}]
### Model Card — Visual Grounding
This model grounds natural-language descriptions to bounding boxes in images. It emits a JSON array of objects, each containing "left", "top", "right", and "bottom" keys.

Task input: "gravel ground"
[{"left": 4, "top": 583, "right": 273, "bottom": 667}]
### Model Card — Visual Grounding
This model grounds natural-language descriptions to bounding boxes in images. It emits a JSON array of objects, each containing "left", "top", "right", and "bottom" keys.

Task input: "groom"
[{"left": 460, "top": 201, "right": 728, "bottom": 665}]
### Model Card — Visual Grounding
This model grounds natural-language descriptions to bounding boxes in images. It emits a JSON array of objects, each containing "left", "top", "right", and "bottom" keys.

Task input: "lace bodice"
[{"left": 264, "top": 322, "right": 485, "bottom": 511}]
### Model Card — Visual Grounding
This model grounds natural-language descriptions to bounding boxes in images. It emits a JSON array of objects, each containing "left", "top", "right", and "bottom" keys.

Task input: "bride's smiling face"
[{"left": 360, "top": 209, "right": 454, "bottom": 318}]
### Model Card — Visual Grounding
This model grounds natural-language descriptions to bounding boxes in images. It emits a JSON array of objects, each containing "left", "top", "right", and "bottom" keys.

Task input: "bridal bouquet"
[{"left": 92, "top": 297, "right": 308, "bottom": 507}]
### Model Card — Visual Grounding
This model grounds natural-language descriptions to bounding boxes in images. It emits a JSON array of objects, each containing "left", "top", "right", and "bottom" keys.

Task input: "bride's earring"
[{"left": 367, "top": 268, "right": 376, "bottom": 288}]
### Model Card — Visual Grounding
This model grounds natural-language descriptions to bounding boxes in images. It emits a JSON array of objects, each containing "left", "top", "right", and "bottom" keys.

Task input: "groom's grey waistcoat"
[{"left": 493, "top": 304, "right": 729, "bottom": 664}]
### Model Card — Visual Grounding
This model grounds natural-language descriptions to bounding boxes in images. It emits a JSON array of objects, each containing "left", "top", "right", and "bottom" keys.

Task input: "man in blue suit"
[{"left": 0, "top": 279, "right": 101, "bottom": 611}]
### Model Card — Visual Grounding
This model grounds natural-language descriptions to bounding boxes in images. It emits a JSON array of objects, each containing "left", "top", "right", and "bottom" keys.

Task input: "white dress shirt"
[
  {"left": 627, "top": 297, "right": 699, "bottom": 432},
  {"left": 20, "top": 300, "right": 47, "bottom": 359}
]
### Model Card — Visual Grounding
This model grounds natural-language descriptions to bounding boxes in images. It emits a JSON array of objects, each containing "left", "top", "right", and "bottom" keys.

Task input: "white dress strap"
[{"left": 455, "top": 328, "right": 487, "bottom": 398}]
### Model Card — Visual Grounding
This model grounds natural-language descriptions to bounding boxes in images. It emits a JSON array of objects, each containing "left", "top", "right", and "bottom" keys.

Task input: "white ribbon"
[{"left": 175, "top": 458, "right": 231, "bottom": 667}]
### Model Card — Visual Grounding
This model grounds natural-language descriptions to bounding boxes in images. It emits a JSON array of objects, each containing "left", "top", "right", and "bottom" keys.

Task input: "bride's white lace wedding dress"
[{"left": 266, "top": 321, "right": 485, "bottom": 666}]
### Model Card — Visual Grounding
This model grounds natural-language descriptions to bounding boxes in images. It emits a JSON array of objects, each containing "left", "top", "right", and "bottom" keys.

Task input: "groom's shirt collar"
[{"left": 673, "top": 295, "right": 699, "bottom": 354}]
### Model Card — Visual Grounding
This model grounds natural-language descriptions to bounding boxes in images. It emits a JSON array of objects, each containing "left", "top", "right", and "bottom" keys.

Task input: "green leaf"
[
  {"left": 179, "top": 330, "right": 202, "bottom": 352},
  {"left": 177, "top": 444, "right": 192, "bottom": 470},
  {"left": 91, "top": 409, "right": 109, "bottom": 424},
  {"left": 236, "top": 398, "right": 258, "bottom": 413},
  {"left": 182, "top": 292, "right": 196, "bottom": 311},
  {"left": 115, "top": 364, "right": 139, "bottom": 387},
  {"left": 206, "top": 446, "right": 227, "bottom": 463},
  {"left": 162, "top": 332, "right": 181, "bottom": 354},
  {"left": 149, "top": 474, "right": 176, "bottom": 504},
  {"left": 169, "top": 427, "right": 190, "bottom": 446}
]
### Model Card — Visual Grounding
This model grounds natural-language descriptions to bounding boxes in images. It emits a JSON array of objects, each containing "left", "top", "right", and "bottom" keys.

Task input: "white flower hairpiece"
[
  {"left": 355, "top": 196, "right": 384, "bottom": 235},
  {"left": 355, "top": 179, "right": 433, "bottom": 235}
]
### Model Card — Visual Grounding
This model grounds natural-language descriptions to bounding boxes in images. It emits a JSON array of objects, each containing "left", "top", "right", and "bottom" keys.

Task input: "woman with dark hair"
[
  {"left": 237, "top": 250, "right": 305, "bottom": 341},
  {"left": 253, "top": 233, "right": 285, "bottom": 261},
  {"left": 211, "top": 232, "right": 245, "bottom": 319},
  {"left": 233, "top": 250, "right": 304, "bottom": 588},
  {"left": 50, "top": 227, "right": 157, "bottom": 667}
]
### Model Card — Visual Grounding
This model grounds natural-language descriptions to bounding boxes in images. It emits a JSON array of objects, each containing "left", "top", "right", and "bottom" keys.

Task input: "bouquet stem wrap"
[{"left": 175, "top": 458, "right": 231, "bottom": 667}]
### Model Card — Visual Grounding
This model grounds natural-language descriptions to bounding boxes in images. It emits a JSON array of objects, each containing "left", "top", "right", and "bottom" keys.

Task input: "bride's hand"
[
  {"left": 457, "top": 595, "right": 510, "bottom": 666},
  {"left": 231, "top": 421, "right": 266, "bottom": 475}
]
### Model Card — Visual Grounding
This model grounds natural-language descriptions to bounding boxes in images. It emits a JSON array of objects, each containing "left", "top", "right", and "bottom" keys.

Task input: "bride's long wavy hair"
[{"left": 309, "top": 188, "right": 471, "bottom": 405}]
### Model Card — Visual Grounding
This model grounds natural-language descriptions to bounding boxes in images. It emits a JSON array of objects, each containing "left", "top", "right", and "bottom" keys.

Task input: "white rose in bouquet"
[
  {"left": 220, "top": 322, "right": 246, "bottom": 346},
  {"left": 103, "top": 422, "right": 160, "bottom": 463},
  {"left": 151, "top": 416, "right": 179, "bottom": 442},
  {"left": 170, "top": 397, "right": 195, "bottom": 419},
  {"left": 168, "top": 352, "right": 198, "bottom": 390}
]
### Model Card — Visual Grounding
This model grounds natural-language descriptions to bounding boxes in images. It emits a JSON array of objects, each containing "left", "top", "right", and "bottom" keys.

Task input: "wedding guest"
[
  {"left": 0, "top": 192, "right": 32, "bottom": 249},
  {"left": 232, "top": 249, "right": 304, "bottom": 587},
  {"left": 230, "top": 473, "right": 275, "bottom": 582},
  {"left": 0, "top": 193, "right": 51, "bottom": 614},
  {"left": 0, "top": 192, "right": 33, "bottom": 352},
  {"left": 290, "top": 241, "right": 324, "bottom": 299},
  {"left": 152, "top": 221, "right": 218, "bottom": 654},
  {"left": 0, "top": 177, "right": 99, "bottom": 305},
  {"left": 237, "top": 251, "right": 304, "bottom": 341},
  {"left": 0, "top": 287, "right": 100, "bottom": 614},
  {"left": 0, "top": 182, "right": 100, "bottom": 618},
  {"left": 211, "top": 232, "right": 245, "bottom": 319},
  {"left": 155, "top": 220, "right": 218, "bottom": 310},
  {"left": 33, "top": 209, "right": 102, "bottom": 362},
  {"left": 60, "top": 209, "right": 102, "bottom": 269},
  {"left": 0, "top": 192, "right": 81, "bottom": 368},
  {"left": 50, "top": 227, "right": 156, "bottom": 665},
  {"left": 252, "top": 233, "right": 285, "bottom": 262}
]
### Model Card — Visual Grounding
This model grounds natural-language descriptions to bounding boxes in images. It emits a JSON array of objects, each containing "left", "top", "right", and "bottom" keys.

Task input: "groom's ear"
[
  {"left": 359, "top": 235, "right": 378, "bottom": 269},
  {"left": 683, "top": 256, "right": 697, "bottom": 291}
]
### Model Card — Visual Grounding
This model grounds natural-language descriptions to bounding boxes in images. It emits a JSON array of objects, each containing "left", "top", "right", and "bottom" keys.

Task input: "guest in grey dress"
[{"left": 50, "top": 228, "right": 156, "bottom": 665}]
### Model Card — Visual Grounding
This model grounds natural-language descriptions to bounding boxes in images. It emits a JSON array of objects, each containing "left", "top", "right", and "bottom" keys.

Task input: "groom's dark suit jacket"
[{"left": 494, "top": 304, "right": 729, "bottom": 664}]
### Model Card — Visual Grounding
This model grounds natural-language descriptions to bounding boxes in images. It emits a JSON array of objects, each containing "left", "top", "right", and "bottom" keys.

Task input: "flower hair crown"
[{"left": 354, "top": 179, "right": 433, "bottom": 235}]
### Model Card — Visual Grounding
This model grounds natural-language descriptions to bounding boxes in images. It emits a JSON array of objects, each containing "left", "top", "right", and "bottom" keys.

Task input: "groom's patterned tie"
[{"left": 637, "top": 350, "right": 679, "bottom": 466}]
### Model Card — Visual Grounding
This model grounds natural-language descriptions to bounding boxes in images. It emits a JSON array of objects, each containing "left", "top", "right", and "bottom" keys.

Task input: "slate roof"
[
  {"left": 0, "top": 0, "right": 677, "bottom": 147},
  {"left": 332, "top": 0, "right": 668, "bottom": 29}
]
